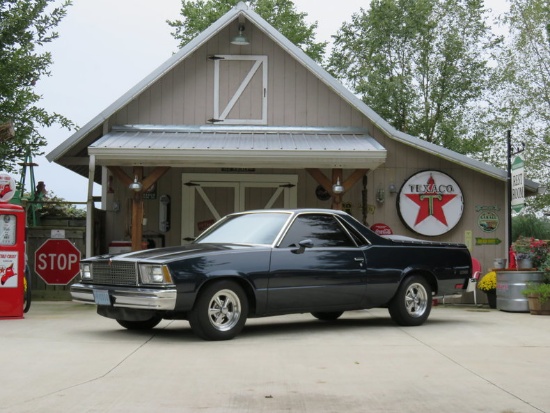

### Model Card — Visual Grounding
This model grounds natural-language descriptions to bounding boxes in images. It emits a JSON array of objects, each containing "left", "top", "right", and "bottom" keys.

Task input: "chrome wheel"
[
  {"left": 189, "top": 280, "right": 248, "bottom": 340},
  {"left": 388, "top": 275, "right": 432, "bottom": 326},
  {"left": 207, "top": 289, "right": 242, "bottom": 332},
  {"left": 404, "top": 282, "right": 428, "bottom": 318}
]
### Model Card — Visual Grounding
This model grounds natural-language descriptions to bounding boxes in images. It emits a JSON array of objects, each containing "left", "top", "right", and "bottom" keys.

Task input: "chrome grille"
[{"left": 91, "top": 261, "right": 137, "bottom": 286}]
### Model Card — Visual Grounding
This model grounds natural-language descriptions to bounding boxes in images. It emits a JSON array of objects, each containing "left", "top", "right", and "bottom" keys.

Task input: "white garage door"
[{"left": 181, "top": 173, "right": 297, "bottom": 242}]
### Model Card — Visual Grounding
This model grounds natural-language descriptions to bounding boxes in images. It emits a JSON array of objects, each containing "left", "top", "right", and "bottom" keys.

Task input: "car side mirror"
[{"left": 292, "top": 239, "right": 313, "bottom": 254}]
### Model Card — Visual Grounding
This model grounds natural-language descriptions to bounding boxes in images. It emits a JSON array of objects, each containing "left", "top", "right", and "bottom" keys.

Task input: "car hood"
[{"left": 83, "top": 243, "right": 265, "bottom": 263}]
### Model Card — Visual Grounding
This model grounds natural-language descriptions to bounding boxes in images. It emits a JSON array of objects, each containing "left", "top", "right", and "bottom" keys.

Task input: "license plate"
[{"left": 93, "top": 289, "right": 111, "bottom": 306}]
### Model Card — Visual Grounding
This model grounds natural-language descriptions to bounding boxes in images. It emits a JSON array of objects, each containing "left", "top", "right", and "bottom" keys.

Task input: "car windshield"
[{"left": 195, "top": 212, "right": 291, "bottom": 245}]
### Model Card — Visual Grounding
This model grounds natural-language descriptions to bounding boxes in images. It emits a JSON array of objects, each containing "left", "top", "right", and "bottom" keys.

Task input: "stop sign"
[{"left": 35, "top": 239, "right": 81, "bottom": 285}]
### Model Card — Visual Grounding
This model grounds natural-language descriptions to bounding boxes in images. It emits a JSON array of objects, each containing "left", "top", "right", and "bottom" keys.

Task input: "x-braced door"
[{"left": 181, "top": 173, "right": 297, "bottom": 242}]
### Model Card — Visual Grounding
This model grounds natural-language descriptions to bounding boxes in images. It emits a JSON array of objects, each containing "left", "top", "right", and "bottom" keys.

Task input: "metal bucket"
[
  {"left": 496, "top": 271, "right": 544, "bottom": 312},
  {"left": 493, "top": 258, "right": 507, "bottom": 269}
]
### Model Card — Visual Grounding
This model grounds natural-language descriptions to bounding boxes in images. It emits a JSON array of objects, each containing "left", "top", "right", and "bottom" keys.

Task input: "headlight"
[
  {"left": 139, "top": 264, "right": 173, "bottom": 285},
  {"left": 80, "top": 263, "right": 92, "bottom": 281}
]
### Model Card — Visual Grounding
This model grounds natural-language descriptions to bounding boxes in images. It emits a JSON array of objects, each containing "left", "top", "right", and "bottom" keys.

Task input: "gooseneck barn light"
[{"left": 231, "top": 24, "right": 250, "bottom": 46}]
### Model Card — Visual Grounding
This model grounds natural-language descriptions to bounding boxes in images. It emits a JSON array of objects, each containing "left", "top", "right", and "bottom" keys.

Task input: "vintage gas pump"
[{"left": 0, "top": 172, "right": 26, "bottom": 319}]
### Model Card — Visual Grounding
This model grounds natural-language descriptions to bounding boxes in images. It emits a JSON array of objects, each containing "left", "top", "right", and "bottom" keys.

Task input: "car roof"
[{"left": 231, "top": 208, "right": 347, "bottom": 215}]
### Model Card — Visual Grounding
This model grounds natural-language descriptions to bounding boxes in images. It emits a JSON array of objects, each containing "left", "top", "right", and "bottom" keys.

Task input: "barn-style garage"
[{"left": 48, "top": 2, "right": 540, "bottom": 286}]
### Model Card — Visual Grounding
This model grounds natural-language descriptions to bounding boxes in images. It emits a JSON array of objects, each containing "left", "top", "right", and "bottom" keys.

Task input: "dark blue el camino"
[{"left": 71, "top": 209, "right": 472, "bottom": 340}]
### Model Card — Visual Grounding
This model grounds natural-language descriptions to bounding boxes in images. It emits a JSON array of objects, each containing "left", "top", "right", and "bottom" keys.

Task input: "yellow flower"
[{"left": 478, "top": 271, "right": 497, "bottom": 292}]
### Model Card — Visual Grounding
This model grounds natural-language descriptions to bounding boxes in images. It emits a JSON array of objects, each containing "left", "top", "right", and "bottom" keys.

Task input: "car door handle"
[{"left": 354, "top": 257, "right": 365, "bottom": 262}]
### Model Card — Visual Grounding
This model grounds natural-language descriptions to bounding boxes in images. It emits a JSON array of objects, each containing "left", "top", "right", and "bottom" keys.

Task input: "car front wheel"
[
  {"left": 188, "top": 280, "right": 248, "bottom": 341},
  {"left": 388, "top": 275, "right": 432, "bottom": 326}
]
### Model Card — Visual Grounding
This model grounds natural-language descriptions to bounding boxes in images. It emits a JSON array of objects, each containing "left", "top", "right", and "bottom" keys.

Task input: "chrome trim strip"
[{"left": 70, "top": 283, "right": 177, "bottom": 310}]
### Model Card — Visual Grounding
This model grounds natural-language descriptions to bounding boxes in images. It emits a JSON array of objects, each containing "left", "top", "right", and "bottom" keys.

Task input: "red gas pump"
[{"left": 0, "top": 172, "right": 26, "bottom": 319}]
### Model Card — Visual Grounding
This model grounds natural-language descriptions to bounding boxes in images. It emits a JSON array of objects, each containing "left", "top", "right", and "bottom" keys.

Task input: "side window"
[
  {"left": 280, "top": 214, "right": 355, "bottom": 248},
  {"left": 337, "top": 218, "right": 370, "bottom": 247}
]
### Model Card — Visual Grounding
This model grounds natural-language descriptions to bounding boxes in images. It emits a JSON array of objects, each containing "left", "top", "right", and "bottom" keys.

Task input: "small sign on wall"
[
  {"left": 143, "top": 182, "right": 157, "bottom": 200},
  {"left": 197, "top": 219, "right": 216, "bottom": 232},
  {"left": 478, "top": 211, "right": 499, "bottom": 233},
  {"left": 475, "top": 238, "right": 502, "bottom": 246},
  {"left": 371, "top": 223, "right": 393, "bottom": 236},
  {"left": 51, "top": 229, "right": 66, "bottom": 239},
  {"left": 464, "top": 230, "right": 472, "bottom": 251},
  {"left": 342, "top": 202, "right": 352, "bottom": 214}
]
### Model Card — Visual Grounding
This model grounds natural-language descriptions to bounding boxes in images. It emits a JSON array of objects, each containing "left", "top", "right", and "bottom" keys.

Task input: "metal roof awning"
[{"left": 88, "top": 125, "right": 387, "bottom": 169}]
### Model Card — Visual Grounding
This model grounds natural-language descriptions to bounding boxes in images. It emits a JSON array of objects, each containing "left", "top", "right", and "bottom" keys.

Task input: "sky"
[{"left": 24, "top": 0, "right": 509, "bottom": 203}]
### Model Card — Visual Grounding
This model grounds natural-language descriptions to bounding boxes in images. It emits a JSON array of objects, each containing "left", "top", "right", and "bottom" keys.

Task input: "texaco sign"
[{"left": 397, "top": 171, "right": 464, "bottom": 237}]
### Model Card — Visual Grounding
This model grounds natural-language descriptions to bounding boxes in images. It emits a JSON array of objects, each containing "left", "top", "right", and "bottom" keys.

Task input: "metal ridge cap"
[
  {"left": 112, "top": 124, "right": 371, "bottom": 134},
  {"left": 88, "top": 147, "right": 387, "bottom": 157}
]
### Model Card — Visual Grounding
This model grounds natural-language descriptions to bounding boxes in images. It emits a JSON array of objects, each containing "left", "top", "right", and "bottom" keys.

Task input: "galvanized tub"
[{"left": 496, "top": 270, "right": 544, "bottom": 312}]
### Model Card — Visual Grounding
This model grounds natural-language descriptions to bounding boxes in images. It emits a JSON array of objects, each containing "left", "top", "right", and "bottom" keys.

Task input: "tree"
[
  {"left": 167, "top": 0, "right": 326, "bottom": 62},
  {"left": 512, "top": 214, "right": 550, "bottom": 241},
  {"left": 0, "top": 0, "right": 74, "bottom": 174},
  {"left": 491, "top": 0, "right": 550, "bottom": 212},
  {"left": 327, "top": 0, "right": 497, "bottom": 155}
]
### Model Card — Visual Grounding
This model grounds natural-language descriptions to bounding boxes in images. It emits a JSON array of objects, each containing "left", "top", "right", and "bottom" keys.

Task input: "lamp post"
[
  {"left": 507, "top": 129, "right": 525, "bottom": 252},
  {"left": 507, "top": 129, "right": 512, "bottom": 252}
]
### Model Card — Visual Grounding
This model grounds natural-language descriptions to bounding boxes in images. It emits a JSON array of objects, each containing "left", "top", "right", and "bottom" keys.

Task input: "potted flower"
[
  {"left": 513, "top": 236, "right": 533, "bottom": 268},
  {"left": 478, "top": 271, "right": 497, "bottom": 309}
]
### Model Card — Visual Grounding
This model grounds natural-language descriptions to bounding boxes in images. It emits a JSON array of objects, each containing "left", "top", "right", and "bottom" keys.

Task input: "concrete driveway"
[{"left": 0, "top": 301, "right": 549, "bottom": 413}]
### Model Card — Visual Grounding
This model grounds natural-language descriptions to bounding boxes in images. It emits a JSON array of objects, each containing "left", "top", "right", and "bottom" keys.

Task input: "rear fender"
[{"left": 399, "top": 267, "right": 438, "bottom": 296}]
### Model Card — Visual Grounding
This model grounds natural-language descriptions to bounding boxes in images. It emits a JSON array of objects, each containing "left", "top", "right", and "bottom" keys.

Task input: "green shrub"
[{"left": 522, "top": 282, "right": 550, "bottom": 304}]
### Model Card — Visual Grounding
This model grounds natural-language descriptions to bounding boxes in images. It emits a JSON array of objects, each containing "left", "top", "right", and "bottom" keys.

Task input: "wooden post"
[
  {"left": 362, "top": 174, "right": 368, "bottom": 226},
  {"left": 131, "top": 167, "right": 144, "bottom": 251}
]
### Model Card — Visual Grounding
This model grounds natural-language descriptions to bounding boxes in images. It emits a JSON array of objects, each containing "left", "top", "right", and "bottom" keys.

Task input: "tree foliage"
[
  {"left": 0, "top": 0, "right": 74, "bottom": 173},
  {"left": 327, "top": 0, "right": 497, "bottom": 155},
  {"left": 167, "top": 0, "right": 326, "bottom": 62},
  {"left": 491, "top": 0, "right": 550, "bottom": 212},
  {"left": 512, "top": 214, "right": 550, "bottom": 241}
]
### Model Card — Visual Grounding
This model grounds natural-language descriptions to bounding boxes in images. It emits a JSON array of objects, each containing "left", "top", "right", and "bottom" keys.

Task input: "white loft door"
[{"left": 212, "top": 55, "right": 268, "bottom": 125}]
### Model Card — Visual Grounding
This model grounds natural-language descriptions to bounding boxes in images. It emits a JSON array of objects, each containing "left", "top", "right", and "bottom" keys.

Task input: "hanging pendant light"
[
  {"left": 129, "top": 176, "right": 143, "bottom": 192},
  {"left": 332, "top": 178, "right": 344, "bottom": 194}
]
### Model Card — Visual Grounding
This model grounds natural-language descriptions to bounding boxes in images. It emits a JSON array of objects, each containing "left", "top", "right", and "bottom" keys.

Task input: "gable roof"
[{"left": 47, "top": 2, "right": 536, "bottom": 191}]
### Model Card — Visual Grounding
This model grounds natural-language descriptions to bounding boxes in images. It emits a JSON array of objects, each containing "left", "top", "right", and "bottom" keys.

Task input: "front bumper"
[{"left": 70, "top": 283, "right": 177, "bottom": 311}]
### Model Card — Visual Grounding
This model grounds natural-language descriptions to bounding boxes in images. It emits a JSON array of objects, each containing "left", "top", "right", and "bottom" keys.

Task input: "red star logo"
[{"left": 405, "top": 175, "right": 457, "bottom": 226}]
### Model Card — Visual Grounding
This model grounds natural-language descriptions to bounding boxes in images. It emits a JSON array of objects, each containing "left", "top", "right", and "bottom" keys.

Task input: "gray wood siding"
[{"left": 110, "top": 23, "right": 373, "bottom": 129}]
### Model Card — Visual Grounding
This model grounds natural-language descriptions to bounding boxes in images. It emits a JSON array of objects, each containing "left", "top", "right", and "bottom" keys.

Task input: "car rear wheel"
[
  {"left": 116, "top": 316, "right": 162, "bottom": 330},
  {"left": 388, "top": 275, "right": 432, "bottom": 326},
  {"left": 311, "top": 311, "right": 343, "bottom": 321},
  {"left": 188, "top": 280, "right": 248, "bottom": 341}
]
